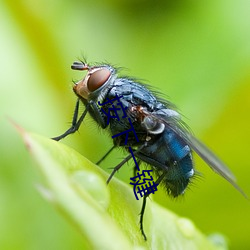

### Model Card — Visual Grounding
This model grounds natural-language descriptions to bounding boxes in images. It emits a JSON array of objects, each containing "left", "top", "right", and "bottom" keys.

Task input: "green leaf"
[{"left": 19, "top": 128, "right": 226, "bottom": 250}]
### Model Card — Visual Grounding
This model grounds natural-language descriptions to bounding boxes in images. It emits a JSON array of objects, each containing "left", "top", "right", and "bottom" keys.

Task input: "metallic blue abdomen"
[{"left": 137, "top": 128, "right": 193, "bottom": 197}]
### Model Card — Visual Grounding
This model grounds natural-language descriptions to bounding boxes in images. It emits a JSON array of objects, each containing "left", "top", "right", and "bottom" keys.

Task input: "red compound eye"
[{"left": 87, "top": 68, "right": 111, "bottom": 92}]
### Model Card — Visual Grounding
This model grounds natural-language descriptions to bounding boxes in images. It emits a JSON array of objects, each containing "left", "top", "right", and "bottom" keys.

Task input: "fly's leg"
[
  {"left": 140, "top": 195, "right": 148, "bottom": 240},
  {"left": 139, "top": 172, "right": 166, "bottom": 240},
  {"left": 107, "top": 153, "right": 133, "bottom": 184},
  {"left": 96, "top": 145, "right": 116, "bottom": 165},
  {"left": 107, "top": 144, "right": 145, "bottom": 184},
  {"left": 52, "top": 99, "right": 89, "bottom": 141},
  {"left": 133, "top": 159, "right": 141, "bottom": 177}
]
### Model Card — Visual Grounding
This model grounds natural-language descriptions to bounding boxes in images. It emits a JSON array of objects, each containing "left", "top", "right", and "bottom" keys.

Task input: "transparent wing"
[{"left": 148, "top": 110, "right": 247, "bottom": 198}]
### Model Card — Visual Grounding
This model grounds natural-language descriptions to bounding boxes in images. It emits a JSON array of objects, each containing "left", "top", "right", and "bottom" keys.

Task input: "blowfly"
[{"left": 52, "top": 60, "right": 246, "bottom": 240}]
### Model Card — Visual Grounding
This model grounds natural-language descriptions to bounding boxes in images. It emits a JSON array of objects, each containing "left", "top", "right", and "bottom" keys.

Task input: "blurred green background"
[{"left": 1, "top": 0, "right": 250, "bottom": 249}]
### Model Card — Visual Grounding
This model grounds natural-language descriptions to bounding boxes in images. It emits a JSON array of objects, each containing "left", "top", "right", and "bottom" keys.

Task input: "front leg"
[{"left": 52, "top": 99, "right": 89, "bottom": 141}]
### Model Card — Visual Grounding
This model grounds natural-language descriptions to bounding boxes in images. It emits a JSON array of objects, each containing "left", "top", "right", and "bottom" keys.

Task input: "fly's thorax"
[{"left": 73, "top": 64, "right": 117, "bottom": 102}]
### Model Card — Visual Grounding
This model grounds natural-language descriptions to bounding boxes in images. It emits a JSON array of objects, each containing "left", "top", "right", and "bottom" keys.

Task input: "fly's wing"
[
  {"left": 181, "top": 131, "right": 248, "bottom": 198},
  {"left": 150, "top": 110, "right": 247, "bottom": 198}
]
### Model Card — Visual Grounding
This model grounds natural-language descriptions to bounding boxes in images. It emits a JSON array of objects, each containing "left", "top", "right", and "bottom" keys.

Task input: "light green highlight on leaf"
[{"left": 20, "top": 130, "right": 226, "bottom": 250}]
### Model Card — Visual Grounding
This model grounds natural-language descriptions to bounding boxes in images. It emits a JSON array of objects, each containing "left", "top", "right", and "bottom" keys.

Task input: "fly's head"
[{"left": 72, "top": 61, "right": 116, "bottom": 101}]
